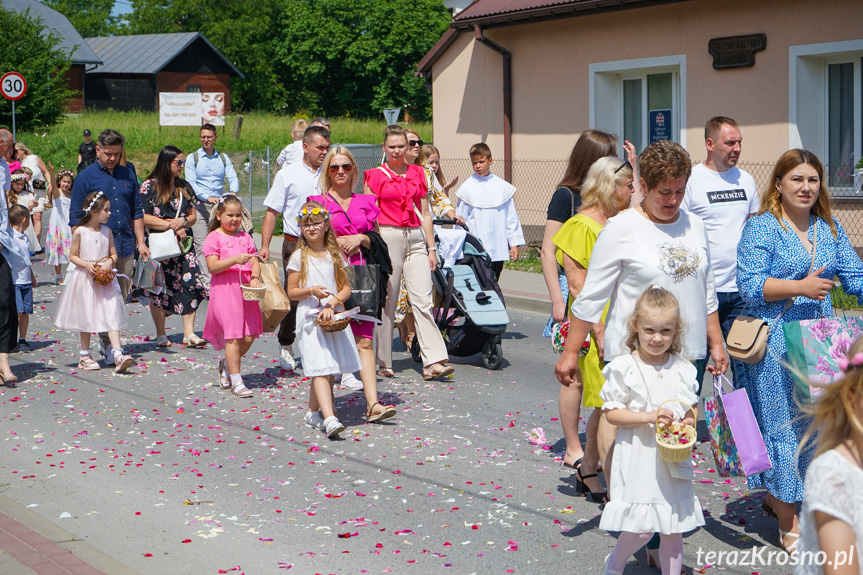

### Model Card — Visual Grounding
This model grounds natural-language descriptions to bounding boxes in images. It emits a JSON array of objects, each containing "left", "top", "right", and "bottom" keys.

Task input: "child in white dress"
[
  {"left": 286, "top": 201, "right": 361, "bottom": 438},
  {"left": 600, "top": 286, "right": 704, "bottom": 575},
  {"left": 795, "top": 337, "right": 863, "bottom": 573},
  {"left": 54, "top": 191, "right": 135, "bottom": 373},
  {"left": 45, "top": 170, "right": 74, "bottom": 283}
]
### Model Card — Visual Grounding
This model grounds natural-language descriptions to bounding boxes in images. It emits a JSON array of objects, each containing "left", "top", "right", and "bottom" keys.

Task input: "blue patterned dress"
[{"left": 737, "top": 213, "right": 863, "bottom": 502}]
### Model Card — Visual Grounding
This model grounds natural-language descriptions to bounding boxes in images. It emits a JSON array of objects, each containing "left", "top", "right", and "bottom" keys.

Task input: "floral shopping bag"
[
  {"left": 703, "top": 375, "right": 772, "bottom": 477},
  {"left": 783, "top": 317, "right": 862, "bottom": 402}
]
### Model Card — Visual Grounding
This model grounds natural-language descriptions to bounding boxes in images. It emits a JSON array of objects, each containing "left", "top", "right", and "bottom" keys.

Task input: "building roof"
[
  {"left": 451, "top": 0, "right": 690, "bottom": 29},
  {"left": 85, "top": 32, "right": 244, "bottom": 78},
  {"left": 1, "top": 0, "right": 102, "bottom": 65},
  {"left": 418, "top": 0, "right": 690, "bottom": 74}
]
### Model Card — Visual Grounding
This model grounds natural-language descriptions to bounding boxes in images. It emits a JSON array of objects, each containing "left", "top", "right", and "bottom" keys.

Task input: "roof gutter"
[{"left": 473, "top": 25, "right": 512, "bottom": 183}]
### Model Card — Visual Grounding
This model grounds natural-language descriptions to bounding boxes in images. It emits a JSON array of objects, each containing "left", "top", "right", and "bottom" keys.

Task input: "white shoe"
[
  {"left": 340, "top": 373, "right": 364, "bottom": 390},
  {"left": 98, "top": 340, "right": 113, "bottom": 365},
  {"left": 279, "top": 345, "right": 297, "bottom": 371},
  {"left": 304, "top": 411, "right": 324, "bottom": 430},
  {"left": 323, "top": 416, "right": 345, "bottom": 438}
]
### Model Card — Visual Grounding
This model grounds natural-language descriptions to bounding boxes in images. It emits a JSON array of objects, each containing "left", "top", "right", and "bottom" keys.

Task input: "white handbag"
[{"left": 148, "top": 230, "right": 181, "bottom": 262}]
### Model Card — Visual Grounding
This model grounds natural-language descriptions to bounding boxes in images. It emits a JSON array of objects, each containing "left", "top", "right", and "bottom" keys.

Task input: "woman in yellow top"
[{"left": 552, "top": 156, "right": 635, "bottom": 503}]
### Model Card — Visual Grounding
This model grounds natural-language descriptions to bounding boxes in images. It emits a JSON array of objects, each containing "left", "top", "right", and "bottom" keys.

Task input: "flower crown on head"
[
  {"left": 57, "top": 170, "right": 74, "bottom": 180},
  {"left": 11, "top": 173, "right": 29, "bottom": 182},
  {"left": 838, "top": 352, "right": 863, "bottom": 374},
  {"left": 84, "top": 191, "right": 104, "bottom": 213},
  {"left": 296, "top": 206, "right": 330, "bottom": 222}
]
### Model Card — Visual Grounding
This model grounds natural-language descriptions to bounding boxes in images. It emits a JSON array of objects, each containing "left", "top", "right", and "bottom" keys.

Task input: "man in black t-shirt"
[{"left": 77, "top": 129, "right": 96, "bottom": 173}]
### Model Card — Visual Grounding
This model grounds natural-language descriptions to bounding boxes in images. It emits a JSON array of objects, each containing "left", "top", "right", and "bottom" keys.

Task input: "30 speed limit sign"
[{"left": 1, "top": 72, "right": 27, "bottom": 100}]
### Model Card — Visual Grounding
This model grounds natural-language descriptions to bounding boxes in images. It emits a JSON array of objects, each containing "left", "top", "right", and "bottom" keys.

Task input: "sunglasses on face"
[
  {"left": 328, "top": 163, "right": 354, "bottom": 174},
  {"left": 173, "top": 159, "right": 185, "bottom": 167},
  {"left": 614, "top": 160, "right": 632, "bottom": 174},
  {"left": 408, "top": 139, "right": 423, "bottom": 147}
]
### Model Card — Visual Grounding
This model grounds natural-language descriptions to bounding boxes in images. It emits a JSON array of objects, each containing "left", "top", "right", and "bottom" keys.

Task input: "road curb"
[
  {"left": 0, "top": 493, "right": 143, "bottom": 575},
  {"left": 502, "top": 291, "right": 552, "bottom": 315}
]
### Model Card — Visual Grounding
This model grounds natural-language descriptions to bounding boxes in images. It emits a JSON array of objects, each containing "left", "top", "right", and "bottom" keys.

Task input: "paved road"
[{"left": 0, "top": 257, "right": 798, "bottom": 575}]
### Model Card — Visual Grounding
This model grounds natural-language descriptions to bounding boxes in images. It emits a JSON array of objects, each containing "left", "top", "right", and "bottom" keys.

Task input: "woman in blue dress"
[{"left": 737, "top": 149, "right": 863, "bottom": 554}]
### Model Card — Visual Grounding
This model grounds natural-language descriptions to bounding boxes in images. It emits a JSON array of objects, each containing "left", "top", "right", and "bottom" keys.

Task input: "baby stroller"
[{"left": 410, "top": 220, "right": 510, "bottom": 369}]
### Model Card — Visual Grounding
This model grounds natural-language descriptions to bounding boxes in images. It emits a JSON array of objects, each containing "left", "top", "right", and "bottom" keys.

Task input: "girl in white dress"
[
  {"left": 795, "top": 337, "right": 863, "bottom": 574},
  {"left": 54, "top": 192, "right": 135, "bottom": 373},
  {"left": 600, "top": 286, "right": 704, "bottom": 575},
  {"left": 286, "top": 201, "right": 361, "bottom": 438},
  {"left": 45, "top": 170, "right": 74, "bottom": 283}
]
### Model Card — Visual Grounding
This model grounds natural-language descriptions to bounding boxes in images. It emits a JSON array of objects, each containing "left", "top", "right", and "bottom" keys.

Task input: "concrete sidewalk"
[{"left": 252, "top": 232, "right": 551, "bottom": 315}]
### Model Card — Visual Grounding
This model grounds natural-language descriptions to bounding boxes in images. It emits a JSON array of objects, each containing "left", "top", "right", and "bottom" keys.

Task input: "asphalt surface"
[{"left": 0, "top": 256, "right": 800, "bottom": 575}]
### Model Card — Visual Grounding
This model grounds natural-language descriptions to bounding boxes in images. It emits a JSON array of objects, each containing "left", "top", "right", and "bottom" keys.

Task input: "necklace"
[{"left": 635, "top": 351, "right": 668, "bottom": 378}]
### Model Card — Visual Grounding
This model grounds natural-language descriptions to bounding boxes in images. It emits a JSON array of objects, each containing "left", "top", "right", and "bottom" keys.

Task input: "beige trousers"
[{"left": 376, "top": 226, "right": 448, "bottom": 369}]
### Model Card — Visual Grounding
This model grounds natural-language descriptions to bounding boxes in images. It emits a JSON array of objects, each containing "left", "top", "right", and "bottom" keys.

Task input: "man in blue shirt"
[
  {"left": 185, "top": 124, "right": 240, "bottom": 283},
  {"left": 69, "top": 128, "right": 149, "bottom": 364}
]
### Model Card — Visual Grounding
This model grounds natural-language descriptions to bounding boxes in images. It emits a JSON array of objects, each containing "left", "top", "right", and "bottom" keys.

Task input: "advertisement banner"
[{"left": 159, "top": 92, "right": 225, "bottom": 126}]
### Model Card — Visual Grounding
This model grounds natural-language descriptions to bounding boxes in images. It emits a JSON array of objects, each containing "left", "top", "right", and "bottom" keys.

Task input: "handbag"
[
  {"left": 703, "top": 374, "right": 772, "bottom": 477},
  {"left": 149, "top": 230, "right": 181, "bottom": 262},
  {"left": 259, "top": 262, "right": 291, "bottom": 333},
  {"left": 727, "top": 222, "right": 818, "bottom": 364},
  {"left": 132, "top": 257, "right": 164, "bottom": 294}
]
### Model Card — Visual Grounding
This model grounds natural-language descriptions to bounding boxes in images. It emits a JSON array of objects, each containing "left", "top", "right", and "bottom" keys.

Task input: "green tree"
[
  {"left": 41, "top": 0, "right": 119, "bottom": 38},
  {"left": 123, "top": 0, "right": 284, "bottom": 112},
  {"left": 272, "top": 0, "right": 450, "bottom": 120},
  {"left": 0, "top": 6, "right": 74, "bottom": 132}
]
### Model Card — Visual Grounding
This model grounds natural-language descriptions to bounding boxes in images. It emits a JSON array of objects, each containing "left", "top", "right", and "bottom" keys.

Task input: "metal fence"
[{"left": 221, "top": 148, "right": 863, "bottom": 253}]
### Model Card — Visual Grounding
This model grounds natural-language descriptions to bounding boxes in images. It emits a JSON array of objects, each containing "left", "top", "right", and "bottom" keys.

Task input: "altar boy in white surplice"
[{"left": 455, "top": 143, "right": 525, "bottom": 280}]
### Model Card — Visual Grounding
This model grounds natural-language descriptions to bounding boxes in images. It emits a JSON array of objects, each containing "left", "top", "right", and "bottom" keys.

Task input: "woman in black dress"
[{"left": 140, "top": 146, "right": 208, "bottom": 348}]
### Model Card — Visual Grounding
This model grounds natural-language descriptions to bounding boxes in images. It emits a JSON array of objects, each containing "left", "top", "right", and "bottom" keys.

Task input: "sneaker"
[
  {"left": 340, "top": 373, "right": 364, "bottom": 390},
  {"left": 323, "top": 416, "right": 346, "bottom": 438},
  {"left": 304, "top": 410, "right": 325, "bottom": 431},
  {"left": 279, "top": 345, "right": 297, "bottom": 371},
  {"left": 17, "top": 339, "right": 30, "bottom": 353},
  {"left": 98, "top": 340, "right": 113, "bottom": 365}
]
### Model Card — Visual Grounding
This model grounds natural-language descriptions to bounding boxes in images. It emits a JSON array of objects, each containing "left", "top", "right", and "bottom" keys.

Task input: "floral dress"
[
  {"left": 737, "top": 213, "right": 863, "bottom": 502},
  {"left": 140, "top": 180, "right": 207, "bottom": 316}
]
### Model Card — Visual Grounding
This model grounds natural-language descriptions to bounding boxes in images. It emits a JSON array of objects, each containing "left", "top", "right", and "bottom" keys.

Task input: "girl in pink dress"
[
  {"left": 54, "top": 191, "right": 135, "bottom": 373},
  {"left": 202, "top": 195, "right": 263, "bottom": 398}
]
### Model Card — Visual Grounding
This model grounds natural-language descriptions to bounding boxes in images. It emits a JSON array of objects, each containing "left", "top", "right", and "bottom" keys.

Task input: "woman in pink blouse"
[
  {"left": 364, "top": 125, "right": 454, "bottom": 380},
  {"left": 309, "top": 146, "right": 396, "bottom": 422}
]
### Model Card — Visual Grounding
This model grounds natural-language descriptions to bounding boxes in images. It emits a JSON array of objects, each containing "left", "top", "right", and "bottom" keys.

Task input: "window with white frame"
[
  {"left": 791, "top": 41, "right": 863, "bottom": 194},
  {"left": 591, "top": 56, "right": 686, "bottom": 152}
]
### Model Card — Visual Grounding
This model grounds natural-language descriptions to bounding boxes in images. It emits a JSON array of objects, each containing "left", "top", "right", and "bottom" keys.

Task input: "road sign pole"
[{"left": 11, "top": 100, "right": 15, "bottom": 143}]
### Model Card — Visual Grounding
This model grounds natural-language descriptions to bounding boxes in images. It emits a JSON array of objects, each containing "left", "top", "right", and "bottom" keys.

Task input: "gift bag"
[
  {"left": 783, "top": 317, "right": 860, "bottom": 402},
  {"left": 133, "top": 258, "right": 164, "bottom": 294},
  {"left": 345, "top": 264, "right": 380, "bottom": 318},
  {"left": 703, "top": 374, "right": 772, "bottom": 477},
  {"left": 259, "top": 261, "right": 290, "bottom": 333}
]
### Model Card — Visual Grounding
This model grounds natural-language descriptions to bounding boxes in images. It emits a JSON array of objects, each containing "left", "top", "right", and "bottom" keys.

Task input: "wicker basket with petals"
[
  {"left": 655, "top": 399, "right": 697, "bottom": 462},
  {"left": 316, "top": 303, "right": 351, "bottom": 332},
  {"left": 92, "top": 257, "right": 117, "bottom": 286}
]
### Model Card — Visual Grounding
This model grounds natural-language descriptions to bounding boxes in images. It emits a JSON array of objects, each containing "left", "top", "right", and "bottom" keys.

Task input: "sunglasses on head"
[
  {"left": 328, "top": 163, "right": 353, "bottom": 174},
  {"left": 408, "top": 139, "right": 423, "bottom": 147},
  {"left": 614, "top": 160, "right": 632, "bottom": 174}
]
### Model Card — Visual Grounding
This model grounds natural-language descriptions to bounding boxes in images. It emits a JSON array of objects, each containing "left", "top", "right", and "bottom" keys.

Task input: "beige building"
[{"left": 418, "top": 0, "right": 863, "bottom": 244}]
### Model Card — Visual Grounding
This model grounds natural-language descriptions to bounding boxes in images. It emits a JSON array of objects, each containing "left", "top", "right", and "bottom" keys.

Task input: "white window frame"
[
  {"left": 589, "top": 55, "right": 686, "bottom": 151},
  {"left": 790, "top": 40, "right": 863, "bottom": 195}
]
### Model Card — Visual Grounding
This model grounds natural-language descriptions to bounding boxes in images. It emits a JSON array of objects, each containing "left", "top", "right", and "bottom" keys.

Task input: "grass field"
[{"left": 14, "top": 111, "right": 432, "bottom": 178}]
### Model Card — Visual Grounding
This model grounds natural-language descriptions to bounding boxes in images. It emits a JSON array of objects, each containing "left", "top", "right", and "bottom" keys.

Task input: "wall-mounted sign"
[
  {"left": 649, "top": 109, "right": 672, "bottom": 144},
  {"left": 708, "top": 34, "right": 766, "bottom": 70},
  {"left": 159, "top": 92, "right": 225, "bottom": 126}
]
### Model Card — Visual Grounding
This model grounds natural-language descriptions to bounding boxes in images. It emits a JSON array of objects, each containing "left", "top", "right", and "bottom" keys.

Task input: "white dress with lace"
[
  {"left": 599, "top": 353, "right": 705, "bottom": 534},
  {"left": 796, "top": 449, "right": 863, "bottom": 574}
]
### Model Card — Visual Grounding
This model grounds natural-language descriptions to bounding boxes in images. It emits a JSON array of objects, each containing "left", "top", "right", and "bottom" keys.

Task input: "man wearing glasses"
[
  {"left": 680, "top": 116, "right": 758, "bottom": 388},
  {"left": 185, "top": 124, "right": 240, "bottom": 283},
  {"left": 259, "top": 125, "right": 331, "bottom": 371}
]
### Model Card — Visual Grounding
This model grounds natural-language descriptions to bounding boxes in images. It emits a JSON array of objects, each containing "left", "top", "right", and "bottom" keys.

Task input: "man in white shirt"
[
  {"left": 681, "top": 116, "right": 758, "bottom": 387},
  {"left": 186, "top": 124, "right": 241, "bottom": 283},
  {"left": 260, "top": 125, "right": 331, "bottom": 370}
]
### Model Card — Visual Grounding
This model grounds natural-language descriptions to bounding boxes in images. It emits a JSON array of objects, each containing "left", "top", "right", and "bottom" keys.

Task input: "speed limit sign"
[{"left": 1, "top": 72, "right": 27, "bottom": 100}]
